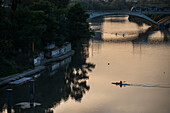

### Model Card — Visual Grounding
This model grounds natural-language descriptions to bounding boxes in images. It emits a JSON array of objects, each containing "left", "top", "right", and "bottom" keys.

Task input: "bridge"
[{"left": 88, "top": 11, "right": 170, "bottom": 27}]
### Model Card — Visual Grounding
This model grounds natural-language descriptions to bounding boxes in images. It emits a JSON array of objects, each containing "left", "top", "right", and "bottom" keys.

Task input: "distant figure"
[
  {"left": 114, "top": 81, "right": 122, "bottom": 85},
  {"left": 108, "top": 63, "right": 110, "bottom": 65},
  {"left": 119, "top": 81, "right": 123, "bottom": 87},
  {"left": 112, "top": 81, "right": 130, "bottom": 88},
  {"left": 115, "top": 33, "right": 118, "bottom": 36},
  {"left": 123, "top": 34, "right": 125, "bottom": 37}
]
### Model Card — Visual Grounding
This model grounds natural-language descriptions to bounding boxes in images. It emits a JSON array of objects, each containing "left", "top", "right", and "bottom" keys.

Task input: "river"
[{"left": 0, "top": 15, "right": 170, "bottom": 113}]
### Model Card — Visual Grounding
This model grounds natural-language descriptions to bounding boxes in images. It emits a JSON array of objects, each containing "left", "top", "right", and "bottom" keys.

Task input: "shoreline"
[{"left": 0, "top": 50, "right": 75, "bottom": 87}]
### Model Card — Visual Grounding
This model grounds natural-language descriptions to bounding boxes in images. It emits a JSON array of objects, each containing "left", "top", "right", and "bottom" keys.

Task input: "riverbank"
[
  {"left": 0, "top": 50, "right": 75, "bottom": 87},
  {"left": 0, "top": 66, "right": 45, "bottom": 87}
]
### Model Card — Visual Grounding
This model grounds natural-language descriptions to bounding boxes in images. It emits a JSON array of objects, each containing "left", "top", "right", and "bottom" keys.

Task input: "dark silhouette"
[
  {"left": 112, "top": 81, "right": 130, "bottom": 88},
  {"left": 0, "top": 39, "right": 95, "bottom": 113}
]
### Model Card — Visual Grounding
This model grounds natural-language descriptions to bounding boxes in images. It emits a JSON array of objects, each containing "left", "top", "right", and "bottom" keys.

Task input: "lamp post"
[
  {"left": 6, "top": 89, "right": 13, "bottom": 113},
  {"left": 30, "top": 80, "right": 34, "bottom": 107}
]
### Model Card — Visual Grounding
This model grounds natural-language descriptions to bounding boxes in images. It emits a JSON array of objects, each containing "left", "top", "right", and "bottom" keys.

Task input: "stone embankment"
[
  {"left": 0, "top": 50, "right": 75, "bottom": 87},
  {"left": 0, "top": 66, "right": 45, "bottom": 87}
]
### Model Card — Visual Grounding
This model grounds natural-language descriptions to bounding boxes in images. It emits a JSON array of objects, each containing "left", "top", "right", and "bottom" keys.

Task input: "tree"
[
  {"left": 9, "top": 6, "right": 48, "bottom": 53},
  {"left": 0, "top": 0, "right": 94, "bottom": 76},
  {"left": 0, "top": 7, "right": 13, "bottom": 54},
  {"left": 49, "top": 0, "right": 69, "bottom": 8},
  {"left": 67, "top": 3, "right": 93, "bottom": 42},
  {"left": 30, "top": 0, "right": 64, "bottom": 47}
]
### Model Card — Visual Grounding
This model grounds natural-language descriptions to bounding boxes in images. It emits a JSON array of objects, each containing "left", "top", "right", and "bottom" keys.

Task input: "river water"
[{"left": 0, "top": 15, "right": 170, "bottom": 113}]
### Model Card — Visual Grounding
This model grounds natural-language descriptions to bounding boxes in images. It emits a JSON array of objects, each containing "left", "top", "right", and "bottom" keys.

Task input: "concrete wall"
[
  {"left": 34, "top": 52, "right": 44, "bottom": 66},
  {"left": 46, "top": 43, "right": 72, "bottom": 58},
  {"left": 51, "top": 49, "right": 60, "bottom": 56}
]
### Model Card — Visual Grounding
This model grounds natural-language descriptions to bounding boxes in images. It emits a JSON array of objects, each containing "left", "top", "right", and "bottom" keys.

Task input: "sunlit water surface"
[{"left": 0, "top": 15, "right": 170, "bottom": 113}]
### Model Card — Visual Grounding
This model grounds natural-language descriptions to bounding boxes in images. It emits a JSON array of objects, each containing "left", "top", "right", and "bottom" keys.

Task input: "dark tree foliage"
[
  {"left": 48, "top": 0, "right": 69, "bottom": 8},
  {"left": 0, "top": 6, "right": 47, "bottom": 76},
  {"left": 67, "top": 3, "right": 94, "bottom": 43},
  {"left": 30, "top": 0, "right": 63, "bottom": 47},
  {"left": 0, "top": 1, "right": 93, "bottom": 76}
]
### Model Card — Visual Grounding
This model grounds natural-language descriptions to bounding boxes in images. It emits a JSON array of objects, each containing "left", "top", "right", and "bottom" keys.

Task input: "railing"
[{"left": 88, "top": 10, "right": 170, "bottom": 14}]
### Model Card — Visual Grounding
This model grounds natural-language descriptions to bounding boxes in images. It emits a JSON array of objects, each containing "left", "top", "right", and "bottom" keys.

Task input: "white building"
[{"left": 45, "top": 42, "right": 72, "bottom": 58}]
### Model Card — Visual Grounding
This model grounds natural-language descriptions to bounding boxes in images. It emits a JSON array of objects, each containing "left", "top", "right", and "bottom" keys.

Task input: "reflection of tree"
[
  {"left": 0, "top": 39, "right": 95, "bottom": 113},
  {"left": 0, "top": 88, "right": 7, "bottom": 113},
  {"left": 66, "top": 39, "right": 95, "bottom": 101},
  {"left": 89, "top": 17, "right": 104, "bottom": 41},
  {"left": 35, "top": 39, "right": 95, "bottom": 112}
]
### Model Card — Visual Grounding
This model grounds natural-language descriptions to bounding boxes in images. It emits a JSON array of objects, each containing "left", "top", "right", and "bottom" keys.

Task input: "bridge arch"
[{"left": 88, "top": 12, "right": 160, "bottom": 27}]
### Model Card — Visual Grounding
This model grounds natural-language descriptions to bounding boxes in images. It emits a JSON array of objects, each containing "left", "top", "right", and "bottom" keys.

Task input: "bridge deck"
[{"left": 88, "top": 11, "right": 170, "bottom": 26}]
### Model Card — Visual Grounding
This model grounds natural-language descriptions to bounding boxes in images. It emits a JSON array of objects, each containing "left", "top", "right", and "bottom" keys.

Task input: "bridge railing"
[
  {"left": 88, "top": 10, "right": 170, "bottom": 15},
  {"left": 87, "top": 11, "right": 162, "bottom": 26}
]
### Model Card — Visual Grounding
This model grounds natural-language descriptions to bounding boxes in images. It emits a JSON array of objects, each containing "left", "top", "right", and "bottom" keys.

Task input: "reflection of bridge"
[
  {"left": 92, "top": 28, "right": 170, "bottom": 44},
  {"left": 88, "top": 11, "right": 170, "bottom": 27}
]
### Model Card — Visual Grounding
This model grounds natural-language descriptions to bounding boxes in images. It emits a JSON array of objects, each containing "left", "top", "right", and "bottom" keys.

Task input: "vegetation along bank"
[{"left": 0, "top": 0, "right": 94, "bottom": 77}]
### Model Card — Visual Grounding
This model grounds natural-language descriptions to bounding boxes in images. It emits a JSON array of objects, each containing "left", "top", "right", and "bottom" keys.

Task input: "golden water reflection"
[{"left": 51, "top": 15, "right": 170, "bottom": 113}]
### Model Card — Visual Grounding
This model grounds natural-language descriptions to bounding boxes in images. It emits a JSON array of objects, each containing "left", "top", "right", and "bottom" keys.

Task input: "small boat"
[
  {"left": 112, "top": 81, "right": 122, "bottom": 85},
  {"left": 112, "top": 81, "right": 130, "bottom": 87}
]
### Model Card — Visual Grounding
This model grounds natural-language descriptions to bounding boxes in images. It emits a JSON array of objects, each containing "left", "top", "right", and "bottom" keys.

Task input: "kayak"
[{"left": 112, "top": 82, "right": 130, "bottom": 86}]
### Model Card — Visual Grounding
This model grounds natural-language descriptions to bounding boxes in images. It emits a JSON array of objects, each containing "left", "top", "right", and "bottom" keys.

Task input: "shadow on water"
[
  {"left": 132, "top": 28, "right": 170, "bottom": 44},
  {"left": 93, "top": 27, "right": 170, "bottom": 44},
  {"left": 104, "top": 19, "right": 126, "bottom": 23},
  {"left": 0, "top": 39, "right": 95, "bottom": 113},
  {"left": 107, "top": 15, "right": 127, "bottom": 18}
]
